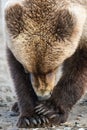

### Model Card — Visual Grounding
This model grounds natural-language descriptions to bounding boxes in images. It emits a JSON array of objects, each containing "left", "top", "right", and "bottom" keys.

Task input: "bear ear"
[
  {"left": 54, "top": 10, "right": 76, "bottom": 41},
  {"left": 5, "top": 2, "right": 24, "bottom": 38}
]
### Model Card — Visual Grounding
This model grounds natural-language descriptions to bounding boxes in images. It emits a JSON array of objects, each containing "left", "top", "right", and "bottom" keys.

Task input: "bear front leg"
[
  {"left": 35, "top": 48, "right": 87, "bottom": 126},
  {"left": 7, "top": 47, "right": 42, "bottom": 127}
]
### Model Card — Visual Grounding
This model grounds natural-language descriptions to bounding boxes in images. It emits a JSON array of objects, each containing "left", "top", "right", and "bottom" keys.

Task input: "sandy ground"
[{"left": 0, "top": 1, "right": 87, "bottom": 130}]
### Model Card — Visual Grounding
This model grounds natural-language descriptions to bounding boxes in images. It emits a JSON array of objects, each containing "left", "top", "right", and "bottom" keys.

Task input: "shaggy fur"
[{"left": 4, "top": 0, "right": 87, "bottom": 128}]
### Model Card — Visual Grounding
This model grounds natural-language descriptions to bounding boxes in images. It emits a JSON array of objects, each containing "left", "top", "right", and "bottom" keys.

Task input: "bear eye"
[{"left": 54, "top": 10, "right": 75, "bottom": 41}]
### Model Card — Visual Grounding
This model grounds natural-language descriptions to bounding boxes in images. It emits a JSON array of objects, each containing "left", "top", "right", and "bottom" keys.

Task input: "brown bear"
[{"left": 3, "top": 0, "right": 87, "bottom": 128}]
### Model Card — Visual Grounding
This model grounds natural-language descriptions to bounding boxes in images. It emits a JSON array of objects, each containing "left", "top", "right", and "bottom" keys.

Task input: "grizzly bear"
[{"left": 3, "top": 0, "right": 87, "bottom": 128}]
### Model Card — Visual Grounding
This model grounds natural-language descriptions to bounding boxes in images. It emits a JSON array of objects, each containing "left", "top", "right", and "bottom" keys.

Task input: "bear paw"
[
  {"left": 17, "top": 115, "right": 50, "bottom": 128},
  {"left": 35, "top": 103, "right": 67, "bottom": 125}
]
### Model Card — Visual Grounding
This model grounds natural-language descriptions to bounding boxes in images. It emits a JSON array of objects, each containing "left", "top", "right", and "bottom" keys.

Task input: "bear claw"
[
  {"left": 17, "top": 115, "right": 50, "bottom": 128},
  {"left": 25, "top": 118, "right": 30, "bottom": 125},
  {"left": 35, "top": 104, "right": 53, "bottom": 116},
  {"left": 35, "top": 104, "right": 43, "bottom": 109},
  {"left": 17, "top": 117, "right": 29, "bottom": 128},
  {"left": 32, "top": 118, "right": 38, "bottom": 125},
  {"left": 49, "top": 114, "right": 58, "bottom": 119},
  {"left": 34, "top": 103, "right": 61, "bottom": 125}
]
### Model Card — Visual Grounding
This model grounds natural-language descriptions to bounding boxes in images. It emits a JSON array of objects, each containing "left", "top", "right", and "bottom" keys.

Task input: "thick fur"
[
  {"left": 3, "top": 0, "right": 87, "bottom": 128},
  {"left": 6, "top": 48, "right": 38, "bottom": 114}
]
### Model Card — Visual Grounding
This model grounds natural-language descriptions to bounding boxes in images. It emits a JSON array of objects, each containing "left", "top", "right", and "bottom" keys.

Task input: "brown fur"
[
  {"left": 6, "top": 47, "right": 38, "bottom": 115},
  {"left": 5, "top": 0, "right": 85, "bottom": 74},
  {"left": 4, "top": 0, "right": 87, "bottom": 128}
]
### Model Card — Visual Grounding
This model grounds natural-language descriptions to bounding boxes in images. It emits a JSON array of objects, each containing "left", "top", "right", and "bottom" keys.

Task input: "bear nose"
[
  {"left": 38, "top": 88, "right": 46, "bottom": 94},
  {"left": 38, "top": 84, "right": 45, "bottom": 91},
  {"left": 38, "top": 95, "right": 51, "bottom": 101}
]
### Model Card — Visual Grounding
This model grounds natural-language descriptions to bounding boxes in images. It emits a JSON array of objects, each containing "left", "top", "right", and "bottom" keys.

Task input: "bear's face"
[
  {"left": 30, "top": 65, "right": 63, "bottom": 100},
  {"left": 5, "top": 0, "right": 86, "bottom": 100},
  {"left": 30, "top": 73, "right": 55, "bottom": 100}
]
